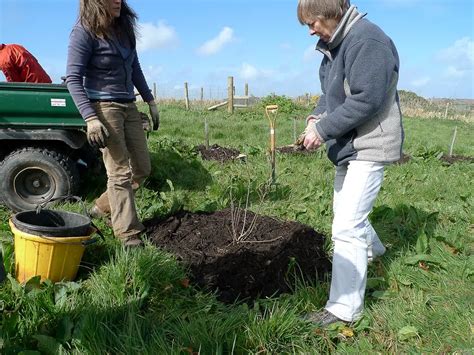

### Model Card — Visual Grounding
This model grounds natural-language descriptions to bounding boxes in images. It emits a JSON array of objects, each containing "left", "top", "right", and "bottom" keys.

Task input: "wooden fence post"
[
  {"left": 184, "top": 82, "right": 190, "bottom": 110},
  {"left": 449, "top": 126, "right": 457, "bottom": 156},
  {"left": 200, "top": 87, "right": 204, "bottom": 102},
  {"left": 244, "top": 83, "right": 249, "bottom": 107},
  {"left": 153, "top": 82, "right": 157, "bottom": 99},
  {"left": 228, "top": 76, "right": 234, "bottom": 114}
]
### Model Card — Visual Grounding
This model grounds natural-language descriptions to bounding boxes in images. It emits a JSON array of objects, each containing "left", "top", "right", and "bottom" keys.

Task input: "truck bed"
[{"left": 0, "top": 82, "right": 85, "bottom": 128}]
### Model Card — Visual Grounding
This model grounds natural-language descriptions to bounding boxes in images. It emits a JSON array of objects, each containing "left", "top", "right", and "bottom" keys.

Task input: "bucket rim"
[
  {"left": 9, "top": 220, "right": 92, "bottom": 243},
  {"left": 12, "top": 209, "right": 91, "bottom": 237}
]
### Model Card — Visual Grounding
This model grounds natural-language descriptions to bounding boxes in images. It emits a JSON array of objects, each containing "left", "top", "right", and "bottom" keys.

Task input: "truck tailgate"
[{"left": 0, "top": 82, "right": 85, "bottom": 128}]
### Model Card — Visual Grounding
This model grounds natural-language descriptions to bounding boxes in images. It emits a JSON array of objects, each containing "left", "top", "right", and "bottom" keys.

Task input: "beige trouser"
[{"left": 93, "top": 101, "right": 151, "bottom": 239}]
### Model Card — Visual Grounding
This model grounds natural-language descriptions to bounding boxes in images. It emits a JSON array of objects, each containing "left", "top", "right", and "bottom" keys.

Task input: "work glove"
[
  {"left": 85, "top": 116, "right": 109, "bottom": 148},
  {"left": 148, "top": 102, "right": 160, "bottom": 131},
  {"left": 303, "top": 128, "right": 323, "bottom": 151},
  {"left": 294, "top": 115, "right": 323, "bottom": 150}
]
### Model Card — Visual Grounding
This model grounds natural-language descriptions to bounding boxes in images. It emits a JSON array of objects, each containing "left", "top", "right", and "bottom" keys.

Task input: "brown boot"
[
  {"left": 120, "top": 234, "right": 144, "bottom": 247},
  {"left": 89, "top": 204, "right": 109, "bottom": 219}
]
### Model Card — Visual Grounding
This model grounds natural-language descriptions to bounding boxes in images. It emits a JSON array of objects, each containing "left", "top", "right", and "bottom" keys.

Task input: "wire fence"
[{"left": 138, "top": 84, "right": 473, "bottom": 122}]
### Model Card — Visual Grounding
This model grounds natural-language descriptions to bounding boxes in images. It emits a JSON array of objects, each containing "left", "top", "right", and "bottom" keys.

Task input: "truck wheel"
[{"left": 0, "top": 147, "right": 79, "bottom": 211}]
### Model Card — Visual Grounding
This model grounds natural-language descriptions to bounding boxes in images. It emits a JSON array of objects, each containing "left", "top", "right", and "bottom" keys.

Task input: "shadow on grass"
[
  {"left": 364, "top": 204, "right": 439, "bottom": 304},
  {"left": 147, "top": 149, "right": 213, "bottom": 192},
  {"left": 76, "top": 143, "right": 213, "bottom": 204},
  {"left": 76, "top": 241, "right": 117, "bottom": 281},
  {"left": 370, "top": 204, "right": 439, "bottom": 255}
]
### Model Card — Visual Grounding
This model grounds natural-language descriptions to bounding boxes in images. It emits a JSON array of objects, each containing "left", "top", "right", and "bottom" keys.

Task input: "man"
[
  {"left": 0, "top": 43, "right": 52, "bottom": 83},
  {"left": 297, "top": 0, "right": 404, "bottom": 326}
]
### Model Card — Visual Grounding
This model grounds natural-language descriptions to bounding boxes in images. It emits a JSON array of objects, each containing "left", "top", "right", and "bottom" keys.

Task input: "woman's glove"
[
  {"left": 148, "top": 102, "right": 160, "bottom": 131},
  {"left": 294, "top": 116, "right": 324, "bottom": 151},
  {"left": 303, "top": 128, "right": 323, "bottom": 151},
  {"left": 85, "top": 116, "right": 109, "bottom": 148}
]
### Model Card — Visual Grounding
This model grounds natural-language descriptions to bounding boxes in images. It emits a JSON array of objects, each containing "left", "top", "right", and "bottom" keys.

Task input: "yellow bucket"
[{"left": 10, "top": 220, "right": 92, "bottom": 283}]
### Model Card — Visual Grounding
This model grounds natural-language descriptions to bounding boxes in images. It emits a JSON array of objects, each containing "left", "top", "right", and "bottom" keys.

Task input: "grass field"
[{"left": 1, "top": 101, "right": 473, "bottom": 353}]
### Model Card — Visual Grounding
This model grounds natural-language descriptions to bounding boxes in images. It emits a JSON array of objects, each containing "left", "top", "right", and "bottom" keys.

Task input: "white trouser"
[{"left": 325, "top": 160, "right": 385, "bottom": 322}]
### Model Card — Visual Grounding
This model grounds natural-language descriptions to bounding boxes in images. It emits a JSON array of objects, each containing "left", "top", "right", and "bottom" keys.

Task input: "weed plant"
[{"left": 0, "top": 103, "right": 472, "bottom": 353}]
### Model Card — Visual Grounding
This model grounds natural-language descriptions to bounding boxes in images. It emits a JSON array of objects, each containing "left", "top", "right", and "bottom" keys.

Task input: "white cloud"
[
  {"left": 238, "top": 63, "right": 274, "bottom": 81},
  {"left": 438, "top": 37, "right": 474, "bottom": 69},
  {"left": 410, "top": 77, "right": 431, "bottom": 87},
  {"left": 197, "top": 27, "right": 234, "bottom": 56},
  {"left": 137, "top": 21, "right": 178, "bottom": 52},
  {"left": 438, "top": 37, "right": 474, "bottom": 66},
  {"left": 436, "top": 37, "right": 473, "bottom": 82},
  {"left": 143, "top": 65, "right": 164, "bottom": 82},
  {"left": 444, "top": 66, "right": 466, "bottom": 79},
  {"left": 240, "top": 63, "right": 259, "bottom": 80}
]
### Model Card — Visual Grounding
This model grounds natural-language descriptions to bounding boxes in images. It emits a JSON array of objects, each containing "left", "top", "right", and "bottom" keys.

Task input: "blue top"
[{"left": 66, "top": 22, "right": 154, "bottom": 120}]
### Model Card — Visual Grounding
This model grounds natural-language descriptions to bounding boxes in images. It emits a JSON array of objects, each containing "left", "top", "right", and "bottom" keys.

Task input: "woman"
[
  {"left": 67, "top": 0, "right": 159, "bottom": 246},
  {"left": 297, "top": 0, "right": 404, "bottom": 326}
]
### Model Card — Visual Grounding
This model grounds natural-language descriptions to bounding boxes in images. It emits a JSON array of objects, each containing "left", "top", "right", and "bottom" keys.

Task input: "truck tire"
[{"left": 0, "top": 147, "right": 79, "bottom": 211}]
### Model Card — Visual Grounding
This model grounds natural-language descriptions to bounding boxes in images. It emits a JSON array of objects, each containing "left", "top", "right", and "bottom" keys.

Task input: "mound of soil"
[
  {"left": 195, "top": 144, "right": 241, "bottom": 163},
  {"left": 440, "top": 154, "right": 474, "bottom": 165},
  {"left": 276, "top": 145, "right": 318, "bottom": 155},
  {"left": 396, "top": 153, "right": 411, "bottom": 165},
  {"left": 145, "top": 209, "right": 330, "bottom": 303}
]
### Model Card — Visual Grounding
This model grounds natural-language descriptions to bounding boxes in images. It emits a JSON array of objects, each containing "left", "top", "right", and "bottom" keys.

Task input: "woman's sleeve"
[
  {"left": 131, "top": 50, "right": 154, "bottom": 102},
  {"left": 66, "top": 26, "right": 96, "bottom": 120},
  {"left": 315, "top": 39, "right": 397, "bottom": 141}
]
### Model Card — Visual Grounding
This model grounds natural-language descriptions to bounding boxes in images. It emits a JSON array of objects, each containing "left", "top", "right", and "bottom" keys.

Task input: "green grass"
[{"left": 0, "top": 103, "right": 473, "bottom": 353}]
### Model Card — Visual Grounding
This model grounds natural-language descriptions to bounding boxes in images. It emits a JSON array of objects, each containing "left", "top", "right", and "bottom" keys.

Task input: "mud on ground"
[{"left": 195, "top": 144, "right": 241, "bottom": 163}]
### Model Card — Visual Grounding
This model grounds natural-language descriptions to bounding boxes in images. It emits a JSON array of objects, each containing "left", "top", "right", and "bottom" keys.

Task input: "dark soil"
[
  {"left": 440, "top": 154, "right": 474, "bottom": 165},
  {"left": 145, "top": 208, "right": 330, "bottom": 303},
  {"left": 195, "top": 144, "right": 241, "bottom": 163},
  {"left": 396, "top": 153, "right": 411, "bottom": 165},
  {"left": 276, "top": 145, "right": 318, "bottom": 155}
]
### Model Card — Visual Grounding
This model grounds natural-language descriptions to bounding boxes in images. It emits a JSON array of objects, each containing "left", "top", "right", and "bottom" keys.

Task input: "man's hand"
[
  {"left": 148, "top": 101, "right": 160, "bottom": 131},
  {"left": 85, "top": 116, "right": 109, "bottom": 148}
]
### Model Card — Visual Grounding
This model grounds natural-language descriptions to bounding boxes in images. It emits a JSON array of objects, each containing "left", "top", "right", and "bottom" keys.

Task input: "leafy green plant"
[{"left": 259, "top": 94, "right": 298, "bottom": 114}]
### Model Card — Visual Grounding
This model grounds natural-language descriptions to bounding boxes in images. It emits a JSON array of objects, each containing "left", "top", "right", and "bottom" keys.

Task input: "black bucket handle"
[
  {"left": 36, "top": 195, "right": 88, "bottom": 216},
  {"left": 29, "top": 225, "right": 104, "bottom": 246},
  {"left": 34, "top": 195, "right": 105, "bottom": 243}
]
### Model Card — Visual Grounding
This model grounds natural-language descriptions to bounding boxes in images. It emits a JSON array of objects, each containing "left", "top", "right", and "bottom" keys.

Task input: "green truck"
[{"left": 0, "top": 82, "right": 97, "bottom": 211}]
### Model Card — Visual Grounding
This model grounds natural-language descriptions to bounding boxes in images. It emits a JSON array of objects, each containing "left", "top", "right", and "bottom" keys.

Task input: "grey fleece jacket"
[{"left": 311, "top": 6, "right": 404, "bottom": 166}]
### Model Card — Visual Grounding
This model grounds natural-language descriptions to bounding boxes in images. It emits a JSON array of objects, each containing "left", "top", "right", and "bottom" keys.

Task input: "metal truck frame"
[{"left": 0, "top": 82, "right": 98, "bottom": 211}]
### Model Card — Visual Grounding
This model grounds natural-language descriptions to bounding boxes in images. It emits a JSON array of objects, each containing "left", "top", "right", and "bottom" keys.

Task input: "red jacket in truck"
[{"left": 0, "top": 44, "right": 52, "bottom": 83}]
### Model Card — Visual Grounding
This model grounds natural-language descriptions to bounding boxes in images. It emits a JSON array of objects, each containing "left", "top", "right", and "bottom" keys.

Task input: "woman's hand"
[
  {"left": 85, "top": 116, "right": 109, "bottom": 148},
  {"left": 148, "top": 101, "right": 160, "bottom": 131},
  {"left": 303, "top": 129, "right": 323, "bottom": 150}
]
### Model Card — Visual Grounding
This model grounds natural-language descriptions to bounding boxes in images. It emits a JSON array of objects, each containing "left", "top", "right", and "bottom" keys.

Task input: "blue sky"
[{"left": 1, "top": 0, "right": 473, "bottom": 99}]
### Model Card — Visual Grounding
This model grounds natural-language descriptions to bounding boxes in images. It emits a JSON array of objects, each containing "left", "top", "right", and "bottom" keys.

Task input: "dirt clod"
[
  {"left": 276, "top": 145, "right": 318, "bottom": 155},
  {"left": 195, "top": 144, "right": 241, "bottom": 163},
  {"left": 440, "top": 154, "right": 474, "bottom": 165}
]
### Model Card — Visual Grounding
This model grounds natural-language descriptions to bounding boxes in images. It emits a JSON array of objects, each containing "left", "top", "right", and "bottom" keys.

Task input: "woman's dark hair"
[{"left": 79, "top": 0, "right": 138, "bottom": 47}]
